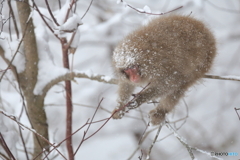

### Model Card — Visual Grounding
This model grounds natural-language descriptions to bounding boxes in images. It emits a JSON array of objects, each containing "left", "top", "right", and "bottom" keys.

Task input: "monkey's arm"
[
  {"left": 117, "top": 82, "right": 135, "bottom": 104},
  {"left": 112, "top": 82, "right": 135, "bottom": 119},
  {"left": 128, "top": 87, "right": 161, "bottom": 109},
  {"left": 112, "top": 86, "right": 162, "bottom": 119}
]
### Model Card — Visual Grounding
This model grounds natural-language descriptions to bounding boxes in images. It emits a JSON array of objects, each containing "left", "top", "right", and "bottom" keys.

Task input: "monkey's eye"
[{"left": 121, "top": 69, "right": 129, "bottom": 79}]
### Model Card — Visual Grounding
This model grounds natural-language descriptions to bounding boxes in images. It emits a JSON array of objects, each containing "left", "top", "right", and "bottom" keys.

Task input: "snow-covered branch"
[
  {"left": 146, "top": 123, "right": 163, "bottom": 160},
  {"left": 38, "top": 70, "right": 240, "bottom": 97},
  {"left": 117, "top": 0, "right": 183, "bottom": 15},
  {"left": 165, "top": 122, "right": 223, "bottom": 160},
  {"left": 40, "top": 70, "right": 117, "bottom": 96}
]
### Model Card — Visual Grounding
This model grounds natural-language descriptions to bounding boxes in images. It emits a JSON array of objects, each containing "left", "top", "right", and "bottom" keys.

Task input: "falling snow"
[{"left": 0, "top": 1, "right": 240, "bottom": 160}]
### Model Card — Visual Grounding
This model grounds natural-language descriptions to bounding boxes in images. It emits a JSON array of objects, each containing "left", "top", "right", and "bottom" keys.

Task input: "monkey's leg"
[
  {"left": 149, "top": 90, "right": 184, "bottom": 125},
  {"left": 112, "top": 82, "right": 135, "bottom": 119}
]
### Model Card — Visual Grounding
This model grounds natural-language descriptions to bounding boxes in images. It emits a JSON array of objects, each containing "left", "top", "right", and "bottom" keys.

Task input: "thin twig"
[
  {"left": 43, "top": 120, "right": 90, "bottom": 159},
  {"left": 31, "top": 0, "right": 61, "bottom": 40},
  {"left": 138, "top": 122, "right": 150, "bottom": 145},
  {"left": 165, "top": 122, "right": 195, "bottom": 160},
  {"left": 173, "top": 98, "right": 188, "bottom": 130},
  {"left": 67, "top": 30, "right": 77, "bottom": 51},
  {"left": 64, "top": 0, "right": 77, "bottom": 23},
  {"left": 204, "top": 74, "right": 240, "bottom": 82},
  {"left": 58, "top": 0, "right": 62, "bottom": 9},
  {"left": 234, "top": 108, "right": 240, "bottom": 120},
  {"left": 0, "top": 46, "right": 30, "bottom": 160},
  {"left": 206, "top": 0, "right": 240, "bottom": 13},
  {"left": 45, "top": 0, "right": 60, "bottom": 26},
  {"left": 127, "top": 125, "right": 158, "bottom": 160},
  {"left": 81, "top": 0, "right": 93, "bottom": 19},
  {"left": 7, "top": 0, "right": 19, "bottom": 39},
  {"left": 31, "top": 1, "right": 53, "bottom": 33},
  {"left": 138, "top": 150, "right": 143, "bottom": 160},
  {"left": 45, "top": 116, "right": 111, "bottom": 158},
  {"left": 0, "top": 110, "right": 67, "bottom": 160},
  {"left": 119, "top": 0, "right": 183, "bottom": 15},
  {"left": 8, "top": 6, "right": 12, "bottom": 41},
  {"left": 0, "top": 133, "right": 16, "bottom": 160},
  {"left": 165, "top": 123, "right": 224, "bottom": 160},
  {"left": 0, "top": 20, "right": 28, "bottom": 82},
  {"left": 74, "top": 98, "right": 104, "bottom": 155},
  {"left": 18, "top": 125, "right": 30, "bottom": 160},
  {"left": 146, "top": 123, "right": 164, "bottom": 160}
]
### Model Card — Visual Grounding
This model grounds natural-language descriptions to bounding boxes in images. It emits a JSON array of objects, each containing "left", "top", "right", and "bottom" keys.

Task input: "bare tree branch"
[
  {"left": 119, "top": 0, "right": 183, "bottom": 15},
  {"left": 165, "top": 122, "right": 195, "bottom": 160},
  {"left": 165, "top": 122, "right": 223, "bottom": 160},
  {"left": 44, "top": 0, "right": 60, "bottom": 26},
  {"left": 234, "top": 108, "right": 240, "bottom": 120},
  {"left": 205, "top": 0, "right": 240, "bottom": 13},
  {"left": 0, "top": 110, "right": 67, "bottom": 160},
  {"left": 81, "top": 0, "right": 93, "bottom": 19},
  {"left": 0, "top": 26, "right": 25, "bottom": 82},
  {"left": 204, "top": 74, "right": 240, "bottom": 81},
  {"left": 41, "top": 71, "right": 117, "bottom": 96},
  {"left": 60, "top": 37, "right": 74, "bottom": 160},
  {"left": 7, "top": 0, "right": 19, "bottom": 39},
  {"left": 146, "top": 123, "right": 163, "bottom": 160},
  {"left": 64, "top": 0, "right": 77, "bottom": 23},
  {"left": 40, "top": 72, "right": 240, "bottom": 98},
  {"left": 0, "top": 132, "right": 16, "bottom": 160}
]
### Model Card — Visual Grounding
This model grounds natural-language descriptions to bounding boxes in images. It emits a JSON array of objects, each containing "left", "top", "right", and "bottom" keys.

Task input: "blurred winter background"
[{"left": 0, "top": 0, "right": 240, "bottom": 160}]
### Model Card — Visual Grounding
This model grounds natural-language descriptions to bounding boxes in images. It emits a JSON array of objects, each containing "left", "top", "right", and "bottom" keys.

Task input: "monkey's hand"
[
  {"left": 112, "top": 108, "right": 124, "bottom": 119},
  {"left": 112, "top": 107, "right": 125, "bottom": 119},
  {"left": 112, "top": 100, "right": 140, "bottom": 119},
  {"left": 127, "top": 100, "right": 139, "bottom": 109},
  {"left": 149, "top": 109, "right": 166, "bottom": 125}
]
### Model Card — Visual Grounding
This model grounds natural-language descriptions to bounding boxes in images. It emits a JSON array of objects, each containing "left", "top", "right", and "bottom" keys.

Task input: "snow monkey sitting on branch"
[{"left": 112, "top": 15, "right": 216, "bottom": 125}]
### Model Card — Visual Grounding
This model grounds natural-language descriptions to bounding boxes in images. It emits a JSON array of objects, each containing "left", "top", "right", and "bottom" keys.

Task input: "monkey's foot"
[
  {"left": 149, "top": 109, "right": 166, "bottom": 125},
  {"left": 112, "top": 108, "right": 125, "bottom": 119}
]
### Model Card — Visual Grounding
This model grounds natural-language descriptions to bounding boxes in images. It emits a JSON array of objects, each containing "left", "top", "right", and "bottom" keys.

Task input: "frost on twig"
[
  {"left": 57, "top": 13, "right": 83, "bottom": 33},
  {"left": 117, "top": 0, "right": 183, "bottom": 15},
  {"left": 166, "top": 122, "right": 195, "bottom": 159},
  {"left": 39, "top": 70, "right": 117, "bottom": 96},
  {"left": 38, "top": 69, "right": 240, "bottom": 97},
  {"left": 165, "top": 122, "right": 223, "bottom": 160},
  {"left": 146, "top": 122, "right": 164, "bottom": 160}
]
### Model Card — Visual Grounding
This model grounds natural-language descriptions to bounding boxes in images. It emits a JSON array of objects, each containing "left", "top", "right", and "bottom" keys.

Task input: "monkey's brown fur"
[{"left": 112, "top": 15, "right": 216, "bottom": 125}]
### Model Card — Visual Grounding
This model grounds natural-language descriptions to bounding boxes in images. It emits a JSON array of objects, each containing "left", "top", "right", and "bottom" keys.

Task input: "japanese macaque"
[{"left": 112, "top": 15, "right": 216, "bottom": 125}]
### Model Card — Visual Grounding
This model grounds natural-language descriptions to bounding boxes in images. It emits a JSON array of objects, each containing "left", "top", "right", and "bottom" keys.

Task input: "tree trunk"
[{"left": 16, "top": 1, "right": 49, "bottom": 159}]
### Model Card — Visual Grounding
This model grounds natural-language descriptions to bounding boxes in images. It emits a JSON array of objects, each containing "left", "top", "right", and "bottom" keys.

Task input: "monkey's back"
[{"left": 113, "top": 15, "right": 216, "bottom": 88}]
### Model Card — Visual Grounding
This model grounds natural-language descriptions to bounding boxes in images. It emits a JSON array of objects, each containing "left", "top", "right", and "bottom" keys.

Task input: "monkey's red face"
[{"left": 123, "top": 66, "right": 141, "bottom": 83}]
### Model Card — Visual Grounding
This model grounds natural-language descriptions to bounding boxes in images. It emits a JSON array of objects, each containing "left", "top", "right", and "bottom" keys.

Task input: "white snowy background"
[{"left": 0, "top": 0, "right": 240, "bottom": 160}]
